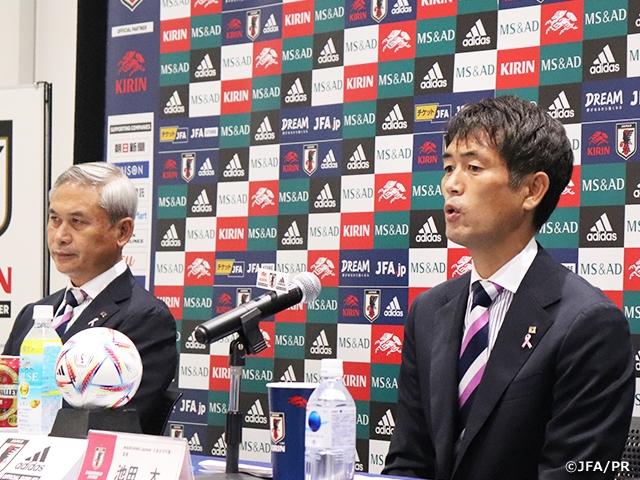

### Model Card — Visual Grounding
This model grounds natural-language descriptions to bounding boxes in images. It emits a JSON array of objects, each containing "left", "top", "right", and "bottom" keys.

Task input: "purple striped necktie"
[
  {"left": 53, "top": 288, "right": 88, "bottom": 335},
  {"left": 457, "top": 280, "right": 503, "bottom": 435}
]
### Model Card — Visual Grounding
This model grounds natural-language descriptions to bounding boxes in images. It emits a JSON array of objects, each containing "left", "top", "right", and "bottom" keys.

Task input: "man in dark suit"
[
  {"left": 383, "top": 96, "right": 634, "bottom": 480},
  {"left": 3, "top": 162, "right": 178, "bottom": 431}
]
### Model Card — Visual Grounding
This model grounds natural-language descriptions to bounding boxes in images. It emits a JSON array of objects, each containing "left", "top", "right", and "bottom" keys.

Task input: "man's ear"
[
  {"left": 522, "top": 172, "right": 550, "bottom": 212},
  {"left": 115, "top": 217, "right": 134, "bottom": 247}
]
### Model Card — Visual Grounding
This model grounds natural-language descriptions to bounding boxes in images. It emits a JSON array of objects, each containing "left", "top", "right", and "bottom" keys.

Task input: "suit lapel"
[
  {"left": 62, "top": 271, "right": 134, "bottom": 340},
  {"left": 453, "top": 250, "right": 561, "bottom": 471},
  {"left": 430, "top": 275, "right": 469, "bottom": 479}
]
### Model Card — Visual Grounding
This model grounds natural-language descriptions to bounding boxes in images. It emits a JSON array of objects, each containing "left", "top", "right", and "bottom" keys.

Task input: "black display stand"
[{"left": 49, "top": 408, "right": 142, "bottom": 439}]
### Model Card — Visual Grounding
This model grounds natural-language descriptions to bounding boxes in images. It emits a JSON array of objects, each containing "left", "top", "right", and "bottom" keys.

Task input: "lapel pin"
[
  {"left": 100, "top": 311, "right": 107, "bottom": 318},
  {"left": 88, "top": 318, "right": 99, "bottom": 327},
  {"left": 522, "top": 326, "right": 536, "bottom": 349}
]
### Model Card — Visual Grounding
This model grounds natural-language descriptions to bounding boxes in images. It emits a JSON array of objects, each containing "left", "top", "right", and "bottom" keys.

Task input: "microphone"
[{"left": 194, "top": 272, "right": 321, "bottom": 346}]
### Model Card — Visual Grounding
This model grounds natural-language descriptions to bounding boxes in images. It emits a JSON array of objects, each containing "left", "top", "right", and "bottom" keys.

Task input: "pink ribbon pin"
[{"left": 521, "top": 333, "right": 533, "bottom": 349}]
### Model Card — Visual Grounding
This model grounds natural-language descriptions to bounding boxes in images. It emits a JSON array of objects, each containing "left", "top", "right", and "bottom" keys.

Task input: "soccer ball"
[{"left": 55, "top": 327, "right": 143, "bottom": 409}]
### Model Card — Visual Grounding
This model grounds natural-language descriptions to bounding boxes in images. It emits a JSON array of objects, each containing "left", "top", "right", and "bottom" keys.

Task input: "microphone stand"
[{"left": 202, "top": 307, "right": 267, "bottom": 480}]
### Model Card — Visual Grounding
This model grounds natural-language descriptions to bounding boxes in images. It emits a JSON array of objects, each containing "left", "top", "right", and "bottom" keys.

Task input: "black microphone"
[{"left": 194, "top": 272, "right": 321, "bottom": 345}]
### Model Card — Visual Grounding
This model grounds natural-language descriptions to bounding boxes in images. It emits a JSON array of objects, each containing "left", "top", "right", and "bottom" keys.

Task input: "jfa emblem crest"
[
  {"left": 120, "top": 0, "right": 143, "bottom": 11},
  {"left": 303, "top": 144, "right": 318, "bottom": 176},
  {"left": 371, "top": 0, "right": 388, "bottom": 22},
  {"left": 92, "top": 447, "right": 106, "bottom": 470},
  {"left": 616, "top": 122, "right": 637, "bottom": 160},
  {"left": 270, "top": 412, "right": 285, "bottom": 443},
  {"left": 181, "top": 152, "right": 196, "bottom": 182},
  {"left": 247, "top": 10, "right": 261, "bottom": 41},
  {"left": 364, "top": 289, "right": 381, "bottom": 322}
]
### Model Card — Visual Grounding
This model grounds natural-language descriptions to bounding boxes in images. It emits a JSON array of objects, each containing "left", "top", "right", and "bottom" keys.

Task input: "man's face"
[
  {"left": 47, "top": 182, "right": 128, "bottom": 286},
  {"left": 441, "top": 136, "right": 534, "bottom": 254}
]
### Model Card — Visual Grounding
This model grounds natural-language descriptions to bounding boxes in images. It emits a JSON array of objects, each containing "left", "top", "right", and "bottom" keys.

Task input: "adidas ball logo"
[
  {"left": 381, "top": 104, "right": 408, "bottom": 131},
  {"left": 462, "top": 19, "right": 491, "bottom": 47},
  {"left": 589, "top": 45, "right": 620, "bottom": 75},
  {"left": 318, "top": 38, "right": 340, "bottom": 64},
  {"left": 194, "top": 53, "right": 217, "bottom": 78},
  {"left": 310, "top": 329, "right": 332, "bottom": 355},
  {"left": 586, "top": 213, "right": 617, "bottom": 242},
  {"left": 255, "top": 116, "right": 276, "bottom": 141},
  {"left": 164, "top": 90, "right": 185, "bottom": 114}
]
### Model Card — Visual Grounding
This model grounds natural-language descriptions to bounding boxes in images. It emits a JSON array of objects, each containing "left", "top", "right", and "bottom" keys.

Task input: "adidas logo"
[
  {"left": 224, "top": 153, "right": 245, "bottom": 177},
  {"left": 384, "top": 297, "right": 404, "bottom": 317},
  {"left": 211, "top": 433, "right": 227, "bottom": 457},
  {"left": 284, "top": 78, "right": 308, "bottom": 103},
  {"left": 375, "top": 409, "right": 395, "bottom": 436},
  {"left": 547, "top": 91, "right": 574, "bottom": 120},
  {"left": 587, "top": 213, "right": 617, "bottom": 242},
  {"left": 192, "top": 189, "right": 213, "bottom": 213},
  {"left": 161, "top": 224, "right": 181, "bottom": 247},
  {"left": 420, "top": 62, "right": 447, "bottom": 89},
  {"left": 314, "top": 183, "right": 337, "bottom": 209},
  {"left": 15, "top": 447, "right": 49, "bottom": 471},
  {"left": 415, "top": 216, "right": 442, "bottom": 243},
  {"left": 188, "top": 433, "right": 204, "bottom": 452},
  {"left": 382, "top": 104, "right": 408, "bottom": 131},
  {"left": 590, "top": 45, "right": 620, "bottom": 75},
  {"left": 198, "top": 157, "right": 215, "bottom": 177},
  {"left": 348, "top": 144, "right": 370, "bottom": 170},
  {"left": 195, "top": 53, "right": 217, "bottom": 78},
  {"left": 321, "top": 149, "right": 338, "bottom": 169},
  {"left": 310, "top": 329, "right": 332, "bottom": 355},
  {"left": 164, "top": 90, "right": 186, "bottom": 114},
  {"left": 245, "top": 399, "right": 268, "bottom": 424},
  {"left": 263, "top": 13, "right": 279, "bottom": 33},
  {"left": 185, "top": 331, "right": 207, "bottom": 350},
  {"left": 280, "top": 365, "right": 297, "bottom": 382},
  {"left": 255, "top": 116, "right": 276, "bottom": 141},
  {"left": 462, "top": 19, "right": 491, "bottom": 47},
  {"left": 282, "top": 220, "right": 304, "bottom": 246},
  {"left": 391, "top": 0, "right": 412, "bottom": 14},
  {"left": 318, "top": 38, "right": 340, "bottom": 64}
]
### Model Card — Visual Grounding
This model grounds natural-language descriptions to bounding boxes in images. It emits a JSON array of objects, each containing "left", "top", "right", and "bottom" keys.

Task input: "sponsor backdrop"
[
  {"left": 0, "top": 85, "right": 49, "bottom": 344},
  {"left": 105, "top": 0, "right": 640, "bottom": 471}
]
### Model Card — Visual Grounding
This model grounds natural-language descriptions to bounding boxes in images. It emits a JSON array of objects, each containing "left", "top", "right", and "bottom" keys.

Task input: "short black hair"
[{"left": 444, "top": 95, "right": 573, "bottom": 231}]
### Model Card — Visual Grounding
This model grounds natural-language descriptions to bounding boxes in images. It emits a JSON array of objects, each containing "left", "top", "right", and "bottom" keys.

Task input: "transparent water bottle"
[
  {"left": 305, "top": 358, "right": 356, "bottom": 480},
  {"left": 18, "top": 305, "right": 62, "bottom": 434}
]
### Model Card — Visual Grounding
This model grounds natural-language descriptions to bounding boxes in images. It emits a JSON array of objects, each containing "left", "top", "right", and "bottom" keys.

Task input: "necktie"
[
  {"left": 457, "top": 280, "right": 503, "bottom": 435},
  {"left": 53, "top": 288, "right": 88, "bottom": 335}
]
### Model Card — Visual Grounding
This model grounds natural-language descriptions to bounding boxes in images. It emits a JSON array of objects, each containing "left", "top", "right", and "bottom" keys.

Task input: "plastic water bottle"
[
  {"left": 18, "top": 305, "right": 62, "bottom": 434},
  {"left": 305, "top": 358, "right": 356, "bottom": 480}
]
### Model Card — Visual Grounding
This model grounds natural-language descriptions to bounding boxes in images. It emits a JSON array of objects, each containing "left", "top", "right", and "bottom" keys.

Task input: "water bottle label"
[{"left": 305, "top": 406, "right": 356, "bottom": 449}]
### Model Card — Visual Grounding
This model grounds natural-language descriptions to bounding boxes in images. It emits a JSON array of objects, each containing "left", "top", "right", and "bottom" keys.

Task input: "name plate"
[
  {"left": 78, "top": 430, "right": 193, "bottom": 480},
  {"left": 0, "top": 433, "right": 87, "bottom": 480}
]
